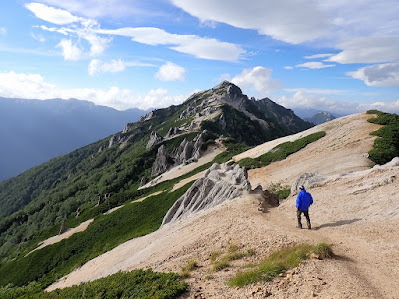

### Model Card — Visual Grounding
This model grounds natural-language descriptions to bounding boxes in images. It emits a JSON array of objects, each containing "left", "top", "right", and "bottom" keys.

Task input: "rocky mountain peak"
[{"left": 212, "top": 80, "right": 243, "bottom": 96}]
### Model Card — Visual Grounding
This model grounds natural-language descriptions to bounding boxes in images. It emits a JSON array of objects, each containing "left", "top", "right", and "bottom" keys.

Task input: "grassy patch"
[
  {"left": 367, "top": 110, "right": 399, "bottom": 165},
  {"left": 0, "top": 269, "right": 187, "bottom": 299},
  {"left": 211, "top": 244, "right": 254, "bottom": 272},
  {"left": 228, "top": 243, "right": 333, "bottom": 287},
  {"left": 238, "top": 131, "right": 326, "bottom": 169},
  {"left": 180, "top": 259, "right": 199, "bottom": 278},
  {"left": 313, "top": 242, "right": 333, "bottom": 259}
]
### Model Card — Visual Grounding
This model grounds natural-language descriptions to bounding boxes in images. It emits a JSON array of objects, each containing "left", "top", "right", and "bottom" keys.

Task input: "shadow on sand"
[{"left": 313, "top": 218, "right": 362, "bottom": 230}]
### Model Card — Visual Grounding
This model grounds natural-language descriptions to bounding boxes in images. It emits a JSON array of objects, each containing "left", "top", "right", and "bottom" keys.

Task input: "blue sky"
[{"left": 0, "top": 0, "right": 398, "bottom": 114}]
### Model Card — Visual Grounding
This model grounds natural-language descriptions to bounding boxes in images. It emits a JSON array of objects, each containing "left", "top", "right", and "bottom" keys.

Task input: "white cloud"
[
  {"left": 31, "top": 32, "right": 46, "bottom": 42},
  {"left": 277, "top": 91, "right": 399, "bottom": 114},
  {"left": 28, "top": 4, "right": 111, "bottom": 58},
  {"left": 88, "top": 59, "right": 125, "bottom": 76},
  {"left": 276, "top": 92, "right": 358, "bottom": 115},
  {"left": 0, "top": 27, "right": 6, "bottom": 36},
  {"left": 284, "top": 88, "right": 349, "bottom": 95},
  {"left": 171, "top": 0, "right": 399, "bottom": 66},
  {"left": 56, "top": 39, "right": 83, "bottom": 60},
  {"left": 328, "top": 37, "right": 399, "bottom": 64},
  {"left": 83, "top": 32, "right": 112, "bottom": 57},
  {"left": 0, "top": 71, "right": 56, "bottom": 99},
  {"left": 318, "top": 1, "right": 399, "bottom": 41},
  {"left": 39, "top": 25, "right": 71, "bottom": 35},
  {"left": 296, "top": 62, "right": 335, "bottom": 69},
  {"left": 37, "top": 0, "right": 158, "bottom": 19},
  {"left": 97, "top": 27, "right": 244, "bottom": 61},
  {"left": 88, "top": 59, "right": 157, "bottom": 76},
  {"left": 140, "top": 88, "right": 187, "bottom": 109},
  {"left": 231, "top": 66, "right": 282, "bottom": 96},
  {"left": 361, "top": 99, "right": 399, "bottom": 113},
  {"left": 155, "top": 62, "right": 186, "bottom": 81},
  {"left": 304, "top": 53, "right": 334, "bottom": 59},
  {"left": 0, "top": 71, "right": 187, "bottom": 110},
  {"left": 25, "top": 2, "right": 83, "bottom": 25},
  {"left": 347, "top": 63, "right": 399, "bottom": 87},
  {"left": 32, "top": 3, "right": 243, "bottom": 62},
  {"left": 171, "top": 0, "right": 328, "bottom": 44},
  {"left": 284, "top": 66, "right": 293, "bottom": 70}
]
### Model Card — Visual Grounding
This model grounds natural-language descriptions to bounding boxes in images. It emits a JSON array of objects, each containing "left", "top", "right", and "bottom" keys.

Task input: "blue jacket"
[{"left": 296, "top": 190, "right": 313, "bottom": 211}]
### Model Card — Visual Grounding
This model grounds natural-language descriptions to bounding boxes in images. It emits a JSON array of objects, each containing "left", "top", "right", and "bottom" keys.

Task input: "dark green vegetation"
[
  {"left": 228, "top": 243, "right": 333, "bottom": 287},
  {"left": 0, "top": 269, "right": 187, "bottom": 299},
  {"left": 268, "top": 183, "right": 291, "bottom": 200},
  {"left": 367, "top": 110, "right": 399, "bottom": 165},
  {"left": 0, "top": 183, "right": 191, "bottom": 288},
  {"left": 237, "top": 131, "right": 326, "bottom": 169}
]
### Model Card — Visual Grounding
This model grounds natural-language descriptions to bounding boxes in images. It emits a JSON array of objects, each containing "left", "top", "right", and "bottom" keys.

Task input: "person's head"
[{"left": 299, "top": 185, "right": 305, "bottom": 191}]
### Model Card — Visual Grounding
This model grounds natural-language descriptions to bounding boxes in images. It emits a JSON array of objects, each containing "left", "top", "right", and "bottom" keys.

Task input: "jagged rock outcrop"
[
  {"left": 108, "top": 135, "right": 118, "bottom": 148},
  {"left": 173, "top": 131, "right": 205, "bottom": 165},
  {"left": 162, "top": 163, "right": 251, "bottom": 225},
  {"left": 291, "top": 172, "right": 326, "bottom": 194},
  {"left": 122, "top": 124, "right": 130, "bottom": 134},
  {"left": 108, "top": 134, "right": 130, "bottom": 148},
  {"left": 139, "top": 111, "right": 154, "bottom": 122},
  {"left": 146, "top": 131, "right": 163, "bottom": 150},
  {"left": 150, "top": 131, "right": 207, "bottom": 176},
  {"left": 152, "top": 145, "right": 173, "bottom": 176},
  {"left": 165, "top": 127, "right": 182, "bottom": 139}
]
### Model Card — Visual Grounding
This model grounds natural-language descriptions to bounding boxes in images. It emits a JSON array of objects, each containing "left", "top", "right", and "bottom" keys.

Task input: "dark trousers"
[{"left": 297, "top": 210, "right": 311, "bottom": 228}]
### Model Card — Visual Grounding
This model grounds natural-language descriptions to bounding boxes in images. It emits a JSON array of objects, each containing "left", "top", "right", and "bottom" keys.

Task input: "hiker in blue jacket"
[{"left": 296, "top": 185, "right": 313, "bottom": 229}]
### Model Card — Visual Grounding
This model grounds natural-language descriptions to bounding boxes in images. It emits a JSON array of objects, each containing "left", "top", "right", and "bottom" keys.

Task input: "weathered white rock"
[
  {"left": 381, "top": 157, "right": 399, "bottom": 167},
  {"left": 151, "top": 145, "right": 173, "bottom": 176},
  {"left": 146, "top": 131, "right": 163, "bottom": 150},
  {"left": 291, "top": 172, "right": 326, "bottom": 194},
  {"left": 162, "top": 163, "right": 251, "bottom": 225}
]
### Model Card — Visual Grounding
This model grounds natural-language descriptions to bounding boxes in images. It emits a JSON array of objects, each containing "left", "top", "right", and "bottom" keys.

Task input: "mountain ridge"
[{"left": 0, "top": 81, "right": 313, "bottom": 290}]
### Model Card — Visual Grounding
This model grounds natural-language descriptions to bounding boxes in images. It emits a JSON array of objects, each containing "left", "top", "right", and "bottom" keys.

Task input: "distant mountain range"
[
  {"left": 0, "top": 97, "right": 147, "bottom": 182},
  {"left": 293, "top": 108, "right": 338, "bottom": 125},
  {"left": 305, "top": 112, "right": 336, "bottom": 125}
]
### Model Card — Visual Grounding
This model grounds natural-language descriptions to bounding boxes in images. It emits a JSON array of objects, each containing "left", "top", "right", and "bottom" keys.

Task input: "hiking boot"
[
  {"left": 308, "top": 226, "right": 311, "bottom": 230},
  {"left": 296, "top": 225, "right": 302, "bottom": 229}
]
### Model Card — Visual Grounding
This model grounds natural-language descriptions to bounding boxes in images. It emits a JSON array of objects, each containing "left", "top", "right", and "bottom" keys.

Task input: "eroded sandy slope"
[{"left": 48, "top": 113, "right": 399, "bottom": 298}]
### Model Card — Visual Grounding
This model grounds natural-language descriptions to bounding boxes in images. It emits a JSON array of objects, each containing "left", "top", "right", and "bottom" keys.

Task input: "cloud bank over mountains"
[{"left": 0, "top": 0, "right": 397, "bottom": 113}]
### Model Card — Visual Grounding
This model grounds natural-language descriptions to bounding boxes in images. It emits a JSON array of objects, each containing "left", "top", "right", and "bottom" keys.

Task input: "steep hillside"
[
  {"left": 0, "top": 97, "right": 147, "bottom": 182},
  {"left": 44, "top": 112, "right": 399, "bottom": 298},
  {"left": 0, "top": 81, "right": 311, "bottom": 272}
]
